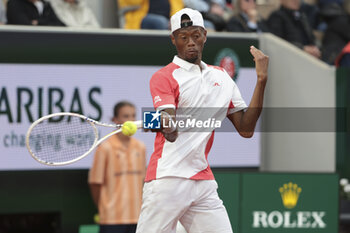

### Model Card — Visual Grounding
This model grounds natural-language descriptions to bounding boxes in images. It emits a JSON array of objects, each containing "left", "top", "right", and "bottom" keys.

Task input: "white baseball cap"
[{"left": 170, "top": 8, "right": 205, "bottom": 33}]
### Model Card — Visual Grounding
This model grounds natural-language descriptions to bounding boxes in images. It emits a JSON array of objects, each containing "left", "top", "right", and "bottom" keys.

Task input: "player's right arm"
[
  {"left": 150, "top": 70, "right": 179, "bottom": 142},
  {"left": 160, "top": 108, "right": 178, "bottom": 142},
  {"left": 145, "top": 108, "right": 178, "bottom": 142}
]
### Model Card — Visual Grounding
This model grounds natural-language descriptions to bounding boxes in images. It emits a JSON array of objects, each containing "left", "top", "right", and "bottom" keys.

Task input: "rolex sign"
[{"left": 240, "top": 173, "right": 338, "bottom": 233}]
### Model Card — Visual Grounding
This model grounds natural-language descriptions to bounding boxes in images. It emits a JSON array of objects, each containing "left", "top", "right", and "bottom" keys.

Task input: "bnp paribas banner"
[
  {"left": 240, "top": 173, "right": 338, "bottom": 233},
  {"left": 0, "top": 63, "right": 259, "bottom": 170},
  {"left": 0, "top": 30, "right": 261, "bottom": 170}
]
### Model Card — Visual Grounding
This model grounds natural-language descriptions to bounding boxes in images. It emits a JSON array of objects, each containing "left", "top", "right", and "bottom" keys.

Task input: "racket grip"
[{"left": 135, "top": 120, "right": 143, "bottom": 129}]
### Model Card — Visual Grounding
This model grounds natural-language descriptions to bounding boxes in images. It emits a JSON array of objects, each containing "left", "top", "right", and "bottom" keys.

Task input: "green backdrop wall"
[
  {"left": 0, "top": 170, "right": 338, "bottom": 233},
  {"left": 336, "top": 67, "right": 350, "bottom": 180}
]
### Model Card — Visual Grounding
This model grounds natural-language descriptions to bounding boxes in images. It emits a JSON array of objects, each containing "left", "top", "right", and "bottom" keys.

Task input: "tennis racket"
[{"left": 26, "top": 112, "right": 142, "bottom": 166}]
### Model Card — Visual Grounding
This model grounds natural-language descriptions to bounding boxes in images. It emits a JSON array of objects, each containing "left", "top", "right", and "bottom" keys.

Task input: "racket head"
[{"left": 26, "top": 112, "right": 99, "bottom": 166}]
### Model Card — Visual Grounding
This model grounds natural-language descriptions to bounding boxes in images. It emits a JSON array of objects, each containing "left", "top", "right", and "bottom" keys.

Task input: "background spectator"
[
  {"left": 226, "top": 0, "right": 269, "bottom": 32},
  {"left": 0, "top": 0, "right": 6, "bottom": 24},
  {"left": 89, "top": 101, "right": 146, "bottom": 233},
  {"left": 183, "top": 0, "right": 228, "bottom": 31},
  {"left": 183, "top": 0, "right": 215, "bottom": 30},
  {"left": 117, "top": 0, "right": 145, "bottom": 29},
  {"left": 320, "top": 0, "right": 350, "bottom": 64},
  {"left": 7, "top": 0, "right": 65, "bottom": 26},
  {"left": 183, "top": 0, "right": 209, "bottom": 13},
  {"left": 300, "top": 0, "right": 320, "bottom": 30},
  {"left": 267, "top": 0, "right": 321, "bottom": 58},
  {"left": 141, "top": 0, "right": 183, "bottom": 30},
  {"left": 117, "top": 0, "right": 183, "bottom": 30},
  {"left": 335, "top": 42, "right": 350, "bottom": 67},
  {"left": 49, "top": 0, "right": 100, "bottom": 28},
  {"left": 203, "top": 0, "right": 228, "bottom": 31}
]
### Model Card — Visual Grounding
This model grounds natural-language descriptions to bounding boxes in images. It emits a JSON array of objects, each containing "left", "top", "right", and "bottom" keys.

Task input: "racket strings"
[{"left": 28, "top": 116, "right": 96, "bottom": 164}]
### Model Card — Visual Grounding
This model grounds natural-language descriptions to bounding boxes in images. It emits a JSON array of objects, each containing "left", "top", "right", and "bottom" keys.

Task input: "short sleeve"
[
  {"left": 227, "top": 81, "right": 248, "bottom": 115},
  {"left": 88, "top": 145, "right": 107, "bottom": 184},
  {"left": 150, "top": 72, "right": 178, "bottom": 110}
]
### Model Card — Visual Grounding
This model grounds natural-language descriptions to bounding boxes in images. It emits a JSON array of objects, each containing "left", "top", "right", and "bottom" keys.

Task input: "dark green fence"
[
  {"left": 0, "top": 170, "right": 338, "bottom": 233},
  {"left": 336, "top": 67, "right": 350, "bottom": 180}
]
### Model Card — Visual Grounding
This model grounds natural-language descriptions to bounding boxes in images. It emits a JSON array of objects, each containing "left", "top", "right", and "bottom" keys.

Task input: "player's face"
[
  {"left": 114, "top": 105, "right": 136, "bottom": 124},
  {"left": 171, "top": 25, "right": 207, "bottom": 64}
]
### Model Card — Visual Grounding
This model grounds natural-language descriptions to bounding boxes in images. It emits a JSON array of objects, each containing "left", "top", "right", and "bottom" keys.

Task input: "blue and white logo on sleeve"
[{"left": 143, "top": 110, "right": 161, "bottom": 129}]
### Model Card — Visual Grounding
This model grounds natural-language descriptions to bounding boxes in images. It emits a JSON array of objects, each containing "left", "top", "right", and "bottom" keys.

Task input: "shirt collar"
[{"left": 173, "top": 56, "right": 207, "bottom": 71}]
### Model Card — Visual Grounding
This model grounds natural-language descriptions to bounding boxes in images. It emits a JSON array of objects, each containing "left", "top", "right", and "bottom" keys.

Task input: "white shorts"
[{"left": 136, "top": 178, "right": 233, "bottom": 233}]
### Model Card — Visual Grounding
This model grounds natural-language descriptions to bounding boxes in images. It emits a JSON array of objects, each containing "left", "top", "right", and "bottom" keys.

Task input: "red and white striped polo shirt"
[{"left": 145, "top": 56, "right": 247, "bottom": 182}]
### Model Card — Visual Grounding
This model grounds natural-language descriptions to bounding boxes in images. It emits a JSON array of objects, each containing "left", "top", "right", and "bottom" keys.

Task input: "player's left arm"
[{"left": 227, "top": 46, "right": 268, "bottom": 138}]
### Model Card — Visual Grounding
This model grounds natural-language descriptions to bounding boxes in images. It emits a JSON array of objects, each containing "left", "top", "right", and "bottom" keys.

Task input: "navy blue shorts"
[{"left": 99, "top": 224, "right": 137, "bottom": 233}]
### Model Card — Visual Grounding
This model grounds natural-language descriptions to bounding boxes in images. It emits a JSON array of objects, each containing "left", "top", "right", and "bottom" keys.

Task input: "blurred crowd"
[
  {"left": 0, "top": 0, "right": 99, "bottom": 27},
  {"left": 0, "top": 0, "right": 349, "bottom": 66}
]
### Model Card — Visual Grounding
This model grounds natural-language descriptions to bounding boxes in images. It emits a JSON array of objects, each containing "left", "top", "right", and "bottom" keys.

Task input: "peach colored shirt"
[{"left": 88, "top": 135, "right": 146, "bottom": 224}]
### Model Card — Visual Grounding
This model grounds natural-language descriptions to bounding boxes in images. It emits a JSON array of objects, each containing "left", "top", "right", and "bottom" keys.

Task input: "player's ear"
[
  {"left": 203, "top": 29, "right": 207, "bottom": 43},
  {"left": 170, "top": 34, "right": 176, "bottom": 45}
]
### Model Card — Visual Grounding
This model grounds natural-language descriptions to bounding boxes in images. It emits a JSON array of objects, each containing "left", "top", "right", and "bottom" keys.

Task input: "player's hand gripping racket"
[{"left": 26, "top": 112, "right": 142, "bottom": 166}]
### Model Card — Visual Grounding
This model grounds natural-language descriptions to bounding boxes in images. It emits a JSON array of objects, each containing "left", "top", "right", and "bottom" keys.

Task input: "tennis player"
[{"left": 136, "top": 8, "right": 268, "bottom": 233}]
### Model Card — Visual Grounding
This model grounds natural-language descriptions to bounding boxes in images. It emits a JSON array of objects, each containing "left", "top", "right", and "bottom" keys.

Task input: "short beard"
[{"left": 185, "top": 56, "right": 198, "bottom": 64}]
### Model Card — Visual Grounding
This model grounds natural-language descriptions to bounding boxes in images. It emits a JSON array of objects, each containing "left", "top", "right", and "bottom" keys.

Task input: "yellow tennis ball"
[
  {"left": 93, "top": 213, "right": 99, "bottom": 223},
  {"left": 121, "top": 121, "right": 137, "bottom": 136}
]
